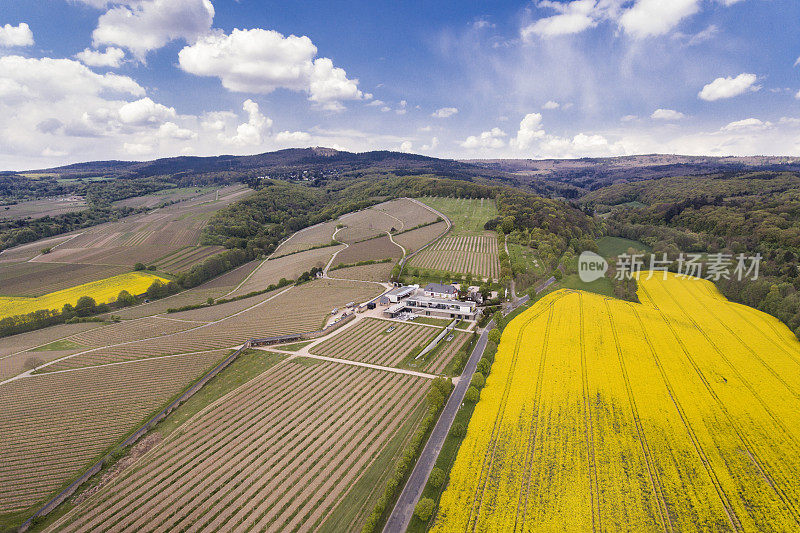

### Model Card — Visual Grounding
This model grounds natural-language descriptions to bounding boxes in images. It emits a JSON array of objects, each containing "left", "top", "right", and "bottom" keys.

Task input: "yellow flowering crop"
[
  {"left": 0, "top": 272, "right": 169, "bottom": 319},
  {"left": 434, "top": 272, "right": 800, "bottom": 531}
]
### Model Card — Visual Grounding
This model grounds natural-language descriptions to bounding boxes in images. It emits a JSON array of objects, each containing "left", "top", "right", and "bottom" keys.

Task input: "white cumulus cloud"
[
  {"left": 227, "top": 99, "right": 272, "bottom": 146},
  {"left": 0, "top": 23, "right": 34, "bottom": 47},
  {"left": 92, "top": 0, "right": 214, "bottom": 61},
  {"left": 179, "top": 28, "right": 363, "bottom": 111},
  {"left": 432, "top": 107, "right": 458, "bottom": 118},
  {"left": 698, "top": 73, "right": 760, "bottom": 101},
  {"left": 619, "top": 0, "right": 701, "bottom": 39},
  {"left": 543, "top": 100, "right": 560, "bottom": 110},
  {"left": 118, "top": 97, "right": 176, "bottom": 126},
  {"left": 522, "top": 0, "right": 599, "bottom": 39},
  {"left": 461, "top": 127, "right": 507, "bottom": 149},
  {"left": 511, "top": 113, "right": 546, "bottom": 150},
  {"left": 721, "top": 118, "right": 772, "bottom": 131},
  {"left": 651, "top": 108, "right": 686, "bottom": 120},
  {"left": 75, "top": 47, "right": 125, "bottom": 68},
  {"left": 275, "top": 130, "right": 312, "bottom": 144}
]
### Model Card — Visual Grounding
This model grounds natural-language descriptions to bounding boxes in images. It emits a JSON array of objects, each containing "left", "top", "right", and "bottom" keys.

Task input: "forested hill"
[{"left": 23, "top": 148, "right": 509, "bottom": 182}]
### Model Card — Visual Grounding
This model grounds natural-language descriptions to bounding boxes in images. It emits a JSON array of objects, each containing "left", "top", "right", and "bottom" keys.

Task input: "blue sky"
[{"left": 0, "top": 0, "right": 798, "bottom": 169}]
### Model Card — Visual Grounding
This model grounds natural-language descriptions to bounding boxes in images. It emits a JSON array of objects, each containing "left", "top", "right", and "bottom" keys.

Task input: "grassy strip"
[
  {"left": 272, "top": 340, "right": 313, "bottom": 352},
  {"left": 166, "top": 278, "right": 293, "bottom": 313},
  {"left": 155, "top": 349, "right": 285, "bottom": 438},
  {"left": 408, "top": 303, "right": 530, "bottom": 531},
  {"left": 31, "top": 339, "right": 86, "bottom": 351},
  {"left": 20, "top": 348, "right": 249, "bottom": 533},
  {"left": 329, "top": 258, "right": 393, "bottom": 271},
  {"left": 360, "top": 378, "right": 453, "bottom": 533},
  {"left": 317, "top": 401, "right": 428, "bottom": 533},
  {"left": 409, "top": 316, "right": 451, "bottom": 326}
]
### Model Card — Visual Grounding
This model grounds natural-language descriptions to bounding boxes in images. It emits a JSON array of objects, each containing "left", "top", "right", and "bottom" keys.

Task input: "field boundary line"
[
  {"left": 17, "top": 342, "right": 254, "bottom": 533},
  {"left": 0, "top": 286, "right": 295, "bottom": 386},
  {"left": 27, "top": 232, "right": 84, "bottom": 262},
  {"left": 21, "top": 348, "right": 229, "bottom": 378},
  {"left": 260, "top": 349, "right": 439, "bottom": 379},
  {"left": 397, "top": 198, "right": 452, "bottom": 278}
]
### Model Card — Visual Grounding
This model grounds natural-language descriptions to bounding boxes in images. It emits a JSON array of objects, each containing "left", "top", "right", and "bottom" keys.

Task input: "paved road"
[{"left": 383, "top": 296, "right": 529, "bottom": 532}]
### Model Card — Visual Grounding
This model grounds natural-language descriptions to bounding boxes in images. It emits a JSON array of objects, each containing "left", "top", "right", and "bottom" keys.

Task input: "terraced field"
[
  {"left": 151, "top": 245, "right": 225, "bottom": 273},
  {"left": 49, "top": 360, "right": 429, "bottom": 533},
  {"left": 228, "top": 245, "right": 344, "bottom": 297},
  {"left": 408, "top": 235, "right": 500, "bottom": 280},
  {"left": 0, "top": 350, "right": 228, "bottom": 514},
  {"left": 311, "top": 318, "right": 439, "bottom": 367},
  {"left": 332, "top": 235, "right": 402, "bottom": 266},
  {"left": 40, "top": 279, "right": 381, "bottom": 371},
  {"left": 394, "top": 221, "right": 448, "bottom": 253},
  {"left": 434, "top": 273, "right": 800, "bottom": 531},
  {"left": 328, "top": 262, "right": 393, "bottom": 283}
]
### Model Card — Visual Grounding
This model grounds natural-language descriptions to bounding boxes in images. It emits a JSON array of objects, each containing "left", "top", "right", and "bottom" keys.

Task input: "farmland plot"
[
  {"left": 228, "top": 244, "right": 344, "bottom": 297},
  {"left": 273, "top": 220, "right": 339, "bottom": 256},
  {"left": 0, "top": 349, "right": 228, "bottom": 514},
  {"left": 394, "top": 221, "right": 448, "bottom": 253},
  {"left": 373, "top": 198, "right": 440, "bottom": 229},
  {"left": 335, "top": 209, "right": 398, "bottom": 243},
  {"left": 311, "top": 317, "right": 438, "bottom": 367},
  {"left": 49, "top": 359, "right": 429, "bottom": 533},
  {"left": 0, "top": 262, "right": 127, "bottom": 297},
  {"left": 15, "top": 184, "right": 249, "bottom": 271},
  {"left": 333, "top": 235, "right": 402, "bottom": 266},
  {"left": 0, "top": 272, "right": 168, "bottom": 320},
  {"left": 41, "top": 279, "right": 382, "bottom": 371},
  {"left": 328, "top": 262, "right": 393, "bottom": 283},
  {"left": 417, "top": 197, "right": 497, "bottom": 236},
  {"left": 408, "top": 235, "right": 500, "bottom": 280},
  {"left": 434, "top": 274, "right": 800, "bottom": 531},
  {"left": 423, "top": 330, "right": 469, "bottom": 374}
]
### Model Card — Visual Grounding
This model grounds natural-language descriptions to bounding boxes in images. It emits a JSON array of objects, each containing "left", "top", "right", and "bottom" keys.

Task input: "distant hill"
[
  {"left": 464, "top": 154, "right": 800, "bottom": 194},
  {"left": 29, "top": 148, "right": 506, "bottom": 181}
]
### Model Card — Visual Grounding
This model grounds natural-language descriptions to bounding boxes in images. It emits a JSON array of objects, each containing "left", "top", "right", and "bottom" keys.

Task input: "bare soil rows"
[
  {"left": 41, "top": 279, "right": 381, "bottom": 371},
  {"left": 374, "top": 199, "right": 440, "bottom": 228},
  {"left": 394, "top": 221, "right": 448, "bottom": 253},
  {"left": 68, "top": 316, "right": 201, "bottom": 347},
  {"left": 0, "top": 350, "right": 228, "bottom": 513},
  {"left": 152, "top": 246, "right": 224, "bottom": 273},
  {"left": 0, "top": 262, "right": 128, "bottom": 297},
  {"left": 311, "top": 317, "right": 439, "bottom": 367},
  {"left": 53, "top": 360, "right": 427, "bottom": 533},
  {"left": 328, "top": 262, "right": 393, "bottom": 282},
  {"left": 426, "top": 330, "right": 469, "bottom": 374},
  {"left": 272, "top": 221, "right": 338, "bottom": 256},
  {"left": 332, "top": 235, "right": 402, "bottom": 266},
  {"left": 228, "top": 245, "right": 344, "bottom": 297}
]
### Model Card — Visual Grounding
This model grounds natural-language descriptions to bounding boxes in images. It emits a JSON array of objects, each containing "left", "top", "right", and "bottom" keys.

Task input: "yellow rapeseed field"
[
  {"left": 434, "top": 272, "right": 800, "bottom": 532},
  {"left": 0, "top": 272, "right": 168, "bottom": 320}
]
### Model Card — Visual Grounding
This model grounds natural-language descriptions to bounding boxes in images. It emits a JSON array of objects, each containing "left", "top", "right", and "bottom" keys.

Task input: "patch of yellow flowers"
[
  {"left": 433, "top": 272, "right": 800, "bottom": 531},
  {"left": 0, "top": 272, "right": 168, "bottom": 320}
]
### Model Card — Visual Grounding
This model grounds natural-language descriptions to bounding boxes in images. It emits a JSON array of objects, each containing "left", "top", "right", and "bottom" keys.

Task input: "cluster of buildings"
[{"left": 379, "top": 283, "right": 479, "bottom": 321}]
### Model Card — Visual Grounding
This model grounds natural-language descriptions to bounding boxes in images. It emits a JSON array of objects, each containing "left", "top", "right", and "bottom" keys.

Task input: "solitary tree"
[
  {"left": 74, "top": 296, "right": 96, "bottom": 317},
  {"left": 116, "top": 290, "right": 136, "bottom": 307},
  {"left": 428, "top": 467, "right": 446, "bottom": 489},
  {"left": 488, "top": 328, "right": 502, "bottom": 346},
  {"left": 414, "top": 498, "right": 436, "bottom": 522}
]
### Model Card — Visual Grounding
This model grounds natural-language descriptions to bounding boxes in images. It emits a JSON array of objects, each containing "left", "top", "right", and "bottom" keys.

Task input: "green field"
[
  {"left": 596, "top": 236, "right": 651, "bottom": 258},
  {"left": 417, "top": 197, "right": 497, "bottom": 236},
  {"left": 558, "top": 273, "right": 615, "bottom": 297}
]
